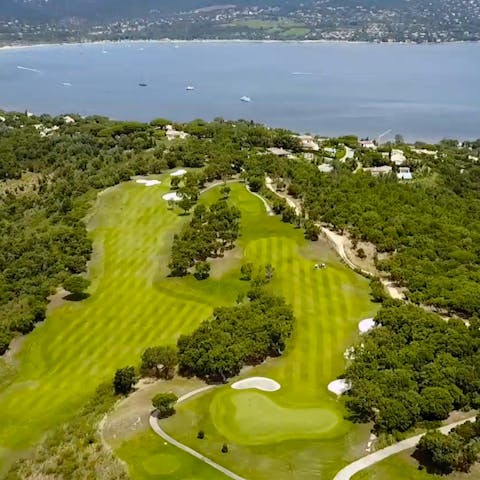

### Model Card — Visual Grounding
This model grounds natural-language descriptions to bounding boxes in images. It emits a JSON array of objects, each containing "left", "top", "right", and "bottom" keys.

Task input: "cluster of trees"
[
  {"left": 343, "top": 301, "right": 480, "bottom": 434},
  {"left": 168, "top": 199, "right": 241, "bottom": 278},
  {"left": 417, "top": 418, "right": 480, "bottom": 474},
  {"left": 177, "top": 288, "right": 294, "bottom": 382}
]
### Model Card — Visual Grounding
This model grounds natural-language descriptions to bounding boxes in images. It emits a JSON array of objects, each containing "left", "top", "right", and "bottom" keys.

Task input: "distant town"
[{"left": 1, "top": 0, "right": 480, "bottom": 46}]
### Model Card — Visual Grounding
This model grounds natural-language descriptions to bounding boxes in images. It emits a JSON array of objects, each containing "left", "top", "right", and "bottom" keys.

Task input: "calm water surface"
[{"left": 0, "top": 41, "right": 479, "bottom": 141}]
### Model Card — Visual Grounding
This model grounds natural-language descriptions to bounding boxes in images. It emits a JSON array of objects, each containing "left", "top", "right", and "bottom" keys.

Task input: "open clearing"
[{"left": 0, "top": 178, "right": 376, "bottom": 478}]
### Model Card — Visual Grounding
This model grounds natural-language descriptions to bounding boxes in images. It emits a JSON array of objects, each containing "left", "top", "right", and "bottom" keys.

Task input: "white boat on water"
[
  {"left": 186, "top": 86, "right": 195, "bottom": 91},
  {"left": 240, "top": 96, "right": 251, "bottom": 103}
]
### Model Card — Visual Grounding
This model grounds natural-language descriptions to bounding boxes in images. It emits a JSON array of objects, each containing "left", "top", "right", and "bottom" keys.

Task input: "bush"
[
  {"left": 221, "top": 443, "right": 228, "bottom": 453},
  {"left": 113, "top": 366, "right": 136, "bottom": 395},
  {"left": 152, "top": 392, "right": 178, "bottom": 418},
  {"left": 197, "top": 430, "right": 205, "bottom": 439}
]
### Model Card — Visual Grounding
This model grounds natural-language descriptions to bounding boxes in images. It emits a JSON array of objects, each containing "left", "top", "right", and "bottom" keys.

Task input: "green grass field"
[
  {"left": 0, "top": 177, "right": 375, "bottom": 478},
  {"left": 116, "top": 182, "right": 376, "bottom": 479}
]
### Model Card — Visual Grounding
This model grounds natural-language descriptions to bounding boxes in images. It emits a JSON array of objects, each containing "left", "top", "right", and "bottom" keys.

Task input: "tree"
[
  {"left": 304, "top": 220, "right": 319, "bottom": 241},
  {"left": 113, "top": 366, "right": 136, "bottom": 395},
  {"left": 63, "top": 275, "right": 90, "bottom": 297},
  {"left": 417, "top": 431, "right": 462, "bottom": 474},
  {"left": 265, "top": 263, "right": 275, "bottom": 282},
  {"left": 420, "top": 387, "right": 454, "bottom": 420},
  {"left": 370, "top": 277, "right": 388, "bottom": 303},
  {"left": 140, "top": 345, "right": 178, "bottom": 379},
  {"left": 240, "top": 263, "right": 254, "bottom": 281},
  {"left": 281, "top": 206, "right": 296, "bottom": 224},
  {"left": 194, "top": 261, "right": 210, "bottom": 280},
  {"left": 152, "top": 392, "right": 178, "bottom": 418},
  {"left": 220, "top": 185, "right": 231, "bottom": 199}
]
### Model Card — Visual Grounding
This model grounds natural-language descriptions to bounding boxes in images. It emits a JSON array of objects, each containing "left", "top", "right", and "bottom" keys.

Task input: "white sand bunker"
[
  {"left": 328, "top": 379, "right": 351, "bottom": 396},
  {"left": 136, "top": 179, "right": 161, "bottom": 187},
  {"left": 162, "top": 192, "right": 182, "bottom": 202},
  {"left": 358, "top": 318, "right": 376, "bottom": 333},
  {"left": 170, "top": 169, "right": 187, "bottom": 177},
  {"left": 231, "top": 377, "right": 281, "bottom": 392}
]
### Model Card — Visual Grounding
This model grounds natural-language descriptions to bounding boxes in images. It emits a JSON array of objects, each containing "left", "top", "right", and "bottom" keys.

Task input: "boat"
[
  {"left": 138, "top": 83, "right": 148, "bottom": 87},
  {"left": 240, "top": 96, "right": 251, "bottom": 103},
  {"left": 186, "top": 86, "right": 195, "bottom": 91}
]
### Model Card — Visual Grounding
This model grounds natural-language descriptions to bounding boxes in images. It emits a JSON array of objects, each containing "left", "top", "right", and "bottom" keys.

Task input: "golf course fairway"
[{"left": 0, "top": 176, "right": 376, "bottom": 479}]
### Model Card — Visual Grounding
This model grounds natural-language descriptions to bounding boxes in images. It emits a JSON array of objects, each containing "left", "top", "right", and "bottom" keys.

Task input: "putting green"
[{"left": 210, "top": 390, "right": 343, "bottom": 444}]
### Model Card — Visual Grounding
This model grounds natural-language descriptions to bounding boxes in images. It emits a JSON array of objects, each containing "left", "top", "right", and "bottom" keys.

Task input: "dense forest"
[{"left": 343, "top": 301, "right": 480, "bottom": 434}]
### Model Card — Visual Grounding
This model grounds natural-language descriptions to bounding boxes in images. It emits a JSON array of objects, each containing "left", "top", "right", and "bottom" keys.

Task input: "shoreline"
[{"left": 1, "top": 38, "right": 480, "bottom": 51}]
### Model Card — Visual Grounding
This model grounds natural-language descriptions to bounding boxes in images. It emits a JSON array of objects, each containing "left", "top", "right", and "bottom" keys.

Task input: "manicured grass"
[
  {"left": 210, "top": 390, "right": 344, "bottom": 444},
  {"left": 0, "top": 178, "right": 375, "bottom": 478},
  {"left": 116, "top": 430, "right": 227, "bottom": 480},
  {"left": 155, "top": 184, "right": 376, "bottom": 479}
]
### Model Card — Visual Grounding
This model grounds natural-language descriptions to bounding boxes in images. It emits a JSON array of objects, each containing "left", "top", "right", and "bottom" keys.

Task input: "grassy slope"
[
  {"left": 0, "top": 178, "right": 374, "bottom": 478},
  {"left": 118, "top": 184, "right": 376, "bottom": 479},
  {"left": 0, "top": 174, "right": 213, "bottom": 471}
]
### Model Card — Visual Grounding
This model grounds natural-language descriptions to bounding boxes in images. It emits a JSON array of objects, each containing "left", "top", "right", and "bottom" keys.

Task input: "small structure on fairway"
[
  {"left": 328, "top": 379, "right": 351, "bottom": 396},
  {"left": 170, "top": 169, "right": 187, "bottom": 177},
  {"left": 231, "top": 376, "right": 281, "bottom": 392},
  {"left": 162, "top": 192, "right": 182, "bottom": 202},
  {"left": 314, "top": 263, "right": 327, "bottom": 270},
  {"left": 136, "top": 179, "right": 161, "bottom": 187},
  {"left": 358, "top": 318, "right": 376, "bottom": 333}
]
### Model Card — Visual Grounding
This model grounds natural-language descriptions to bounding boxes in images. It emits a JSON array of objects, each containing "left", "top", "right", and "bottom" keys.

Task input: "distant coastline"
[{"left": 2, "top": 38, "right": 480, "bottom": 51}]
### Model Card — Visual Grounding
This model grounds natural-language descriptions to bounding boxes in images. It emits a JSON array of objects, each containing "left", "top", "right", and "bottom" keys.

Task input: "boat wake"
[{"left": 17, "top": 65, "right": 41, "bottom": 74}]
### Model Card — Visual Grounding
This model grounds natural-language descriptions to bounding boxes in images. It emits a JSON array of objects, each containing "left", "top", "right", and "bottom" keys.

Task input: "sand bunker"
[
  {"left": 162, "top": 192, "right": 182, "bottom": 202},
  {"left": 358, "top": 318, "right": 376, "bottom": 333},
  {"left": 136, "top": 179, "right": 161, "bottom": 187},
  {"left": 170, "top": 169, "right": 187, "bottom": 177},
  {"left": 328, "top": 379, "right": 351, "bottom": 395},
  {"left": 231, "top": 377, "right": 281, "bottom": 392}
]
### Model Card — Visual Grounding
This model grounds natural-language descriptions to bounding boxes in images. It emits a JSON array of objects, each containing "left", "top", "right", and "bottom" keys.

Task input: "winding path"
[
  {"left": 149, "top": 386, "right": 247, "bottom": 480},
  {"left": 333, "top": 416, "right": 476, "bottom": 480}
]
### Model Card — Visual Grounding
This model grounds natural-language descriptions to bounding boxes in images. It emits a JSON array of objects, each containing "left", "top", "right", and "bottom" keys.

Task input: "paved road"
[
  {"left": 333, "top": 416, "right": 476, "bottom": 480},
  {"left": 149, "top": 386, "right": 247, "bottom": 480}
]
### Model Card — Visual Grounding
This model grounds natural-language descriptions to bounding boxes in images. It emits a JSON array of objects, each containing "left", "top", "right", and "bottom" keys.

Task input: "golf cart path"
[
  {"left": 333, "top": 416, "right": 477, "bottom": 480},
  {"left": 149, "top": 385, "right": 247, "bottom": 480}
]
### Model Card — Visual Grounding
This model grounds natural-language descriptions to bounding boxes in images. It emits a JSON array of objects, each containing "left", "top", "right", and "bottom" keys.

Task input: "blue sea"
[{"left": 0, "top": 41, "right": 479, "bottom": 141}]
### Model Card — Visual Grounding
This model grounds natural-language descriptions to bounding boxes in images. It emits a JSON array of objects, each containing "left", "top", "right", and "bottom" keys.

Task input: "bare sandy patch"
[
  {"left": 231, "top": 376, "right": 281, "bottom": 392},
  {"left": 358, "top": 318, "right": 375, "bottom": 333},
  {"left": 328, "top": 379, "right": 350, "bottom": 395},
  {"left": 136, "top": 179, "right": 161, "bottom": 187},
  {"left": 162, "top": 192, "right": 182, "bottom": 202},
  {"left": 170, "top": 169, "right": 187, "bottom": 177}
]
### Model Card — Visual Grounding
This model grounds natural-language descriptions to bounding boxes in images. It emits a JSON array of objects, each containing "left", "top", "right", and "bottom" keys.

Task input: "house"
[
  {"left": 397, "top": 166, "right": 413, "bottom": 180},
  {"left": 165, "top": 125, "right": 188, "bottom": 141},
  {"left": 360, "top": 140, "right": 376, "bottom": 149},
  {"left": 296, "top": 135, "right": 320, "bottom": 151},
  {"left": 323, "top": 147, "right": 337, "bottom": 156},
  {"left": 63, "top": 115, "right": 76, "bottom": 124},
  {"left": 364, "top": 165, "right": 392, "bottom": 176},
  {"left": 318, "top": 163, "right": 334, "bottom": 173},
  {"left": 303, "top": 152, "right": 315, "bottom": 161},
  {"left": 267, "top": 147, "right": 290, "bottom": 157},
  {"left": 391, "top": 149, "right": 406, "bottom": 166}
]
